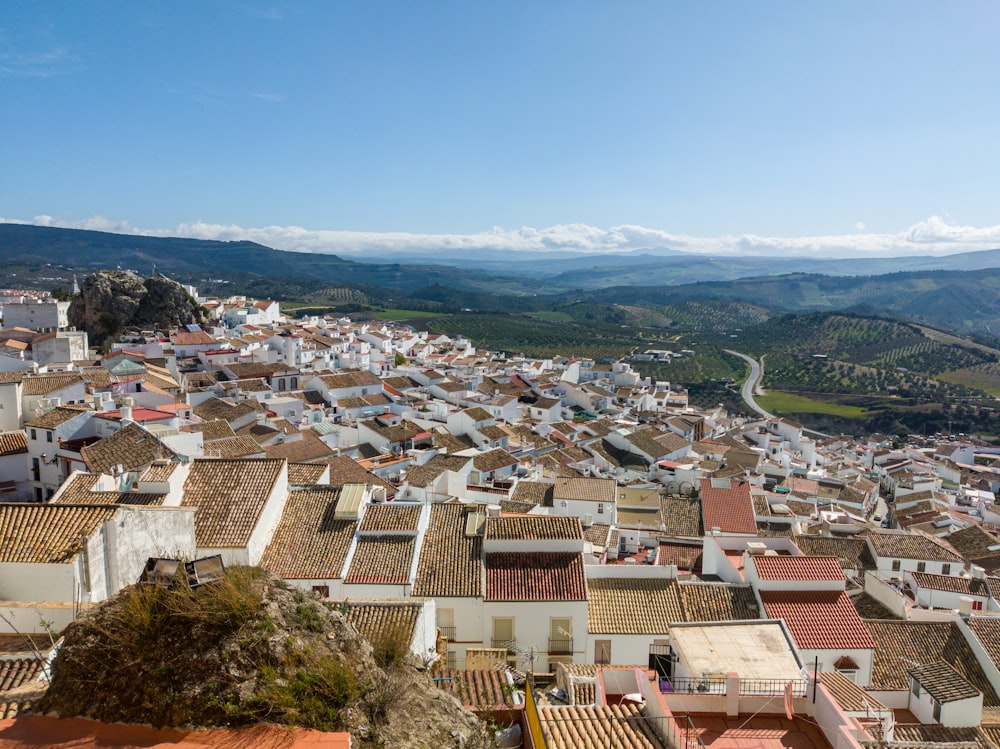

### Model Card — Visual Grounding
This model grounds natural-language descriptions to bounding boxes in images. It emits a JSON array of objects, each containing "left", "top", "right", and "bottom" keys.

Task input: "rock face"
[
  {"left": 68, "top": 270, "right": 204, "bottom": 346},
  {"left": 39, "top": 569, "right": 487, "bottom": 749}
]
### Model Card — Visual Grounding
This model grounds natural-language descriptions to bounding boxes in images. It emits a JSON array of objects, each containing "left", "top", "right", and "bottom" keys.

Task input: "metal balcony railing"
[
  {"left": 492, "top": 638, "right": 515, "bottom": 651},
  {"left": 439, "top": 626, "right": 456, "bottom": 641},
  {"left": 548, "top": 637, "right": 573, "bottom": 654}
]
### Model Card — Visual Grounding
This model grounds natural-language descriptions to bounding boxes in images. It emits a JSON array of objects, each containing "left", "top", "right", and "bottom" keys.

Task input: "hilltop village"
[{"left": 2, "top": 284, "right": 1000, "bottom": 749}]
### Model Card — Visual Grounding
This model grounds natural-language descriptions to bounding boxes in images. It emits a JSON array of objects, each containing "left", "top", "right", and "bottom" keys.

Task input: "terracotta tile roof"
[
  {"left": 287, "top": 463, "right": 327, "bottom": 485},
  {"left": 485, "top": 515, "right": 581, "bottom": 542},
  {"left": 587, "top": 577, "right": 683, "bottom": 634},
  {"left": 910, "top": 571, "right": 998, "bottom": 597},
  {"left": 864, "top": 620, "right": 999, "bottom": 702},
  {"left": 909, "top": 660, "right": 982, "bottom": 703},
  {"left": 0, "top": 432, "right": 28, "bottom": 457},
  {"left": 700, "top": 480, "right": 757, "bottom": 534},
  {"left": 361, "top": 417, "right": 425, "bottom": 444},
  {"left": 171, "top": 330, "right": 215, "bottom": 345},
  {"left": 340, "top": 600, "right": 420, "bottom": 647},
  {"left": 820, "top": 670, "right": 886, "bottom": 712},
  {"left": 322, "top": 455, "right": 395, "bottom": 493},
  {"left": 404, "top": 454, "right": 470, "bottom": 488},
  {"left": 259, "top": 488, "right": 354, "bottom": 579},
  {"left": 891, "top": 725, "right": 985, "bottom": 749},
  {"left": 197, "top": 419, "right": 236, "bottom": 442},
  {"left": 947, "top": 525, "right": 1000, "bottom": 563},
  {"left": 344, "top": 535, "right": 416, "bottom": 585},
  {"left": 472, "top": 448, "right": 517, "bottom": 473},
  {"left": 485, "top": 552, "right": 586, "bottom": 601},
  {"left": 660, "top": 497, "right": 703, "bottom": 537},
  {"left": 433, "top": 430, "right": 477, "bottom": 453},
  {"left": 582, "top": 523, "right": 613, "bottom": 547},
  {"left": 538, "top": 703, "right": 666, "bottom": 749},
  {"left": 867, "top": 529, "right": 962, "bottom": 562},
  {"left": 412, "top": 503, "right": 484, "bottom": 598},
  {"left": 192, "top": 397, "right": 258, "bottom": 425},
  {"left": 358, "top": 504, "right": 421, "bottom": 533},
  {"left": 656, "top": 541, "right": 702, "bottom": 572},
  {"left": 318, "top": 369, "right": 381, "bottom": 389},
  {"left": 761, "top": 591, "right": 875, "bottom": 650},
  {"left": 678, "top": 582, "right": 759, "bottom": 622},
  {"left": 0, "top": 504, "right": 119, "bottom": 563},
  {"left": 616, "top": 507, "right": 663, "bottom": 530},
  {"left": 435, "top": 669, "right": 515, "bottom": 709},
  {"left": 80, "top": 423, "right": 176, "bottom": 475},
  {"left": 792, "top": 536, "right": 875, "bottom": 571},
  {"left": 263, "top": 430, "right": 333, "bottom": 463},
  {"left": 752, "top": 555, "right": 845, "bottom": 582},
  {"left": 851, "top": 593, "right": 901, "bottom": 620},
  {"left": 180, "top": 459, "right": 285, "bottom": 548},
  {"left": 499, "top": 499, "right": 537, "bottom": 514},
  {"left": 966, "top": 618, "right": 1000, "bottom": 673},
  {"left": 552, "top": 477, "right": 616, "bottom": 504},
  {"left": 572, "top": 682, "right": 596, "bottom": 705},
  {"left": 205, "top": 435, "right": 264, "bottom": 458},
  {"left": 0, "top": 657, "right": 44, "bottom": 693},
  {"left": 52, "top": 473, "right": 167, "bottom": 506},
  {"left": 21, "top": 373, "right": 84, "bottom": 396},
  {"left": 23, "top": 406, "right": 90, "bottom": 429}
]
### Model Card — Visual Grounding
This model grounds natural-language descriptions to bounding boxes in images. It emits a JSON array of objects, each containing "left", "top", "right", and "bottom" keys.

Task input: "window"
[
  {"left": 492, "top": 617, "right": 514, "bottom": 650},
  {"left": 46, "top": 431, "right": 52, "bottom": 443},
  {"left": 911, "top": 679, "right": 921, "bottom": 698},
  {"left": 942, "top": 564, "right": 951, "bottom": 575},
  {"left": 917, "top": 562, "right": 926, "bottom": 573},
  {"left": 30, "top": 429, "right": 36, "bottom": 440},
  {"left": 973, "top": 600, "right": 984, "bottom": 611},
  {"left": 597, "top": 503, "right": 604, "bottom": 514},
  {"left": 595, "top": 640, "right": 612, "bottom": 665},
  {"left": 932, "top": 699, "right": 941, "bottom": 722},
  {"left": 311, "top": 585, "right": 329, "bottom": 597},
  {"left": 891, "top": 560, "right": 901, "bottom": 572}
]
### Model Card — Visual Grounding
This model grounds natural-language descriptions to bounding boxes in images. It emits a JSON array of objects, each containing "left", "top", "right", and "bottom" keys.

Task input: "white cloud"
[{"left": 3, "top": 214, "right": 1000, "bottom": 259}]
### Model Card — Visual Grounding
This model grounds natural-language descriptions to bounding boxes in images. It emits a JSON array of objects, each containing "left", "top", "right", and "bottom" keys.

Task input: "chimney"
[{"left": 121, "top": 397, "right": 134, "bottom": 423}]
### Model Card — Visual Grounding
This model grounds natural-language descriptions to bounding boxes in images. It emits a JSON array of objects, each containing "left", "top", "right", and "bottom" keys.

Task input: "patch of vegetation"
[
  {"left": 41, "top": 568, "right": 489, "bottom": 747},
  {"left": 755, "top": 391, "right": 868, "bottom": 418},
  {"left": 371, "top": 308, "right": 446, "bottom": 321}
]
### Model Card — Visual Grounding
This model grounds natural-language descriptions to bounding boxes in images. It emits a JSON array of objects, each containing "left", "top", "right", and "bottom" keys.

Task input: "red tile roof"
[
  {"left": 761, "top": 590, "right": 875, "bottom": 650},
  {"left": 485, "top": 552, "right": 586, "bottom": 601},
  {"left": 753, "top": 555, "right": 845, "bottom": 582},
  {"left": 700, "top": 480, "right": 757, "bottom": 534}
]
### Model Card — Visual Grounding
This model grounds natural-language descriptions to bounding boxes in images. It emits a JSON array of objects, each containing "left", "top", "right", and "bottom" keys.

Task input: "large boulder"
[
  {"left": 68, "top": 270, "right": 204, "bottom": 346},
  {"left": 38, "top": 569, "right": 488, "bottom": 748},
  {"left": 67, "top": 270, "right": 146, "bottom": 344}
]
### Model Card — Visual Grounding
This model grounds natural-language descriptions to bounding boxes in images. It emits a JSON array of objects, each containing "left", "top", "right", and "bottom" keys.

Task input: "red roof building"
[
  {"left": 700, "top": 479, "right": 757, "bottom": 535},
  {"left": 760, "top": 590, "right": 876, "bottom": 651}
]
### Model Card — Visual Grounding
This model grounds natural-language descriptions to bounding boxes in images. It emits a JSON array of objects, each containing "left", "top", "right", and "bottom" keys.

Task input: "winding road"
[
  {"left": 724, "top": 349, "right": 774, "bottom": 419},
  {"left": 725, "top": 348, "right": 832, "bottom": 438}
]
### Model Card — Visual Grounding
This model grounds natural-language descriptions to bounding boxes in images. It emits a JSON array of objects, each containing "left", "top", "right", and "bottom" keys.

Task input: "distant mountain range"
[{"left": 3, "top": 222, "right": 1000, "bottom": 338}]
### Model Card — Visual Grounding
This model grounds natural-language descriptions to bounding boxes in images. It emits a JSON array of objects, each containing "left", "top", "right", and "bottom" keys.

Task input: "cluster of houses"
[{"left": 2, "top": 289, "right": 1000, "bottom": 749}]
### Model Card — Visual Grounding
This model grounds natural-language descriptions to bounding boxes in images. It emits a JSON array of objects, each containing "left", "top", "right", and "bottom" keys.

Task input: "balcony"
[
  {"left": 548, "top": 637, "right": 573, "bottom": 655},
  {"left": 439, "top": 626, "right": 456, "bottom": 641},
  {"left": 492, "top": 638, "right": 515, "bottom": 651}
]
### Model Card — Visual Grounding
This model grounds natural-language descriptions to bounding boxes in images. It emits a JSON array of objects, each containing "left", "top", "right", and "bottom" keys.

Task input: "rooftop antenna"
[{"left": 498, "top": 639, "right": 539, "bottom": 686}]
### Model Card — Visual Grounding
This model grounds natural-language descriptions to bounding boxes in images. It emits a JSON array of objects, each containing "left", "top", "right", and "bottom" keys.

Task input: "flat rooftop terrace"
[{"left": 687, "top": 713, "right": 832, "bottom": 749}]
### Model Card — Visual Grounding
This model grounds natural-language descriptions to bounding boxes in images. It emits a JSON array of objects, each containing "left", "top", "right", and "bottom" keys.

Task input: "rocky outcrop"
[
  {"left": 68, "top": 270, "right": 204, "bottom": 346},
  {"left": 38, "top": 569, "right": 487, "bottom": 748}
]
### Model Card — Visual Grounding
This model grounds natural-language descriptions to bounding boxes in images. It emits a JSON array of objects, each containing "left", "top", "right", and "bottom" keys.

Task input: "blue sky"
[{"left": 2, "top": 1, "right": 1000, "bottom": 257}]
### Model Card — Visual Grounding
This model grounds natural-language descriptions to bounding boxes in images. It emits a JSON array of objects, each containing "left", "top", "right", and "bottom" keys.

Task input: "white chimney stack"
[{"left": 121, "top": 397, "right": 134, "bottom": 423}]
